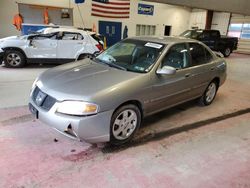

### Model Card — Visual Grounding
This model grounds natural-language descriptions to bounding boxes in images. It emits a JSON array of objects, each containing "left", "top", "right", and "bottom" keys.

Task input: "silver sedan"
[{"left": 29, "top": 37, "right": 227, "bottom": 145}]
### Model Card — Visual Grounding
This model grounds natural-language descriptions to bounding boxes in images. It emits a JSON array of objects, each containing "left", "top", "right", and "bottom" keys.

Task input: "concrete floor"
[{"left": 0, "top": 53, "right": 250, "bottom": 188}]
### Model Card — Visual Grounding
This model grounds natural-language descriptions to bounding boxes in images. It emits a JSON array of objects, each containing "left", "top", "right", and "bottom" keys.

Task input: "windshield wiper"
[
  {"left": 94, "top": 58, "right": 127, "bottom": 71},
  {"left": 105, "top": 62, "right": 127, "bottom": 71}
]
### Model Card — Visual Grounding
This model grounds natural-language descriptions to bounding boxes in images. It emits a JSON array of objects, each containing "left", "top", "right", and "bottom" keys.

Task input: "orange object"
[
  {"left": 13, "top": 14, "right": 23, "bottom": 31},
  {"left": 92, "top": 23, "right": 96, "bottom": 32},
  {"left": 44, "top": 8, "right": 49, "bottom": 24}
]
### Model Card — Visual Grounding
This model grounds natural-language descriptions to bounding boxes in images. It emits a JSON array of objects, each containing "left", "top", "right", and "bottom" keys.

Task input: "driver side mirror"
[{"left": 156, "top": 65, "right": 176, "bottom": 75}]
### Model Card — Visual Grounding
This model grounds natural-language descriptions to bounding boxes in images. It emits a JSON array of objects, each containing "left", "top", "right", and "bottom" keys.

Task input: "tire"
[
  {"left": 4, "top": 50, "right": 26, "bottom": 68},
  {"left": 199, "top": 81, "right": 218, "bottom": 106},
  {"left": 77, "top": 54, "right": 93, "bottom": 60},
  {"left": 110, "top": 104, "right": 141, "bottom": 145},
  {"left": 222, "top": 47, "right": 231, "bottom": 57}
]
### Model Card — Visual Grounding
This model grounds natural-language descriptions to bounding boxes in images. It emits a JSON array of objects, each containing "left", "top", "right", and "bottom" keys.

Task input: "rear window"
[
  {"left": 91, "top": 34, "right": 103, "bottom": 43},
  {"left": 189, "top": 43, "right": 207, "bottom": 66}
]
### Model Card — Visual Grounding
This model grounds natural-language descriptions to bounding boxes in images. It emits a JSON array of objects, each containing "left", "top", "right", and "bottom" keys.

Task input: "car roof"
[
  {"left": 42, "top": 27, "right": 95, "bottom": 35},
  {"left": 129, "top": 36, "right": 198, "bottom": 45}
]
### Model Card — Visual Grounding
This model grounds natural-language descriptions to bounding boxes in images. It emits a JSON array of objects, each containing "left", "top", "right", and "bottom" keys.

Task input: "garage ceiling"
[{"left": 143, "top": 0, "right": 250, "bottom": 15}]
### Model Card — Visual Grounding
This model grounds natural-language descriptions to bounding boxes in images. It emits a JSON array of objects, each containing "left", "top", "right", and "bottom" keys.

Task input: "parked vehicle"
[
  {"left": 0, "top": 28, "right": 103, "bottom": 68},
  {"left": 29, "top": 36, "right": 227, "bottom": 145},
  {"left": 0, "top": 48, "right": 3, "bottom": 64},
  {"left": 180, "top": 29, "right": 238, "bottom": 57},
  {"left": 39, "top": 27, "right": 106, "bottom": 50}
]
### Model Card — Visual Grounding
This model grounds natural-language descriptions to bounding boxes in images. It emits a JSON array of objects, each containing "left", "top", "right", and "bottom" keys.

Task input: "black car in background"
[{"left": 180, "top": 29, "right": 238, "bottom": 57}]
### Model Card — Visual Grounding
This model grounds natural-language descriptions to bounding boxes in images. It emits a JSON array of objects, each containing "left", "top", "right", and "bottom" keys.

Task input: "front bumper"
[{"left": 29, "top": 88, "right": 113, "bottom": 143}]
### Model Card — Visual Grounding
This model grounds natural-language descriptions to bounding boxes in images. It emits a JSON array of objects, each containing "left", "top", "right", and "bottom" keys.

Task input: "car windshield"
[
  {"left": 180, "top": 30, "right": 202, "bottom": 39},
  {"left": 95, "top": 39, "right": 165, "bottom": 73}
]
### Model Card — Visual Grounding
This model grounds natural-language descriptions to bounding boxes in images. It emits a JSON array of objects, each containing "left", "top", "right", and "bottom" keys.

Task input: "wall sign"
[
  {"left": 75, "top": 0, "right": 85, "bottom": 4},
  {"left": 138, "top": 3, "right": 154, "bottom": 16}
]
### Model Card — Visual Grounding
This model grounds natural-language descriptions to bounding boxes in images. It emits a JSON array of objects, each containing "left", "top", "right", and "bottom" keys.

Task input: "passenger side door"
[
  {"left": 148, "top": 43, "right": 194, "bottom": 114},
  {"left": 187, "top": 42, "right": 215, "bottom": 97},
  {"left": 56, "top": 32, "right": 85, "bottom": 60}
]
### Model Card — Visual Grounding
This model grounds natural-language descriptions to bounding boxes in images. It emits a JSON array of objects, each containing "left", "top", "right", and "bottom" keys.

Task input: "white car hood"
[{"left": 0, "top": 35, "right": 28, "bottom": 48}]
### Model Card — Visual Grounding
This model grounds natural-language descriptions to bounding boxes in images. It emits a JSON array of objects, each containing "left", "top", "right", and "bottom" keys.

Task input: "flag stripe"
[
  {"left": 92, "top": 3, "right": 130, "bottom": 10},
  {"left": 107, "top": 2, "right": 130, "bottom": 5},
  {"left": 92, "top": 8, "right": 129, "bottom": 14},
  {"left": 91, "top": 13, "right": 129, "bottom": 18},
  {"left": 91, "top": 0, "right": 130, "bottom": 19}
]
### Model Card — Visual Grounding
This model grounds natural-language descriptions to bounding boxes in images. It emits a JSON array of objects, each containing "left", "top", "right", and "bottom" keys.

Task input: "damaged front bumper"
[{"left": 29, "top": 86, "right": 113, "bottom": 144}]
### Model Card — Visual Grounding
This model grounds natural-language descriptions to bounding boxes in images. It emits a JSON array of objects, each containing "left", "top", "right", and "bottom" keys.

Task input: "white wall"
[
  {"left": 188, "top": 9, "right": 207, "bottom": 29},
  {"left": 144, "top": 0, "right": 250, "bottom": 16},
  {"left": 211, "top": 12, "right": 230, "bottom": 35},
  {"left": 0, "top": 0, "right": 191, "bottom": 38}
]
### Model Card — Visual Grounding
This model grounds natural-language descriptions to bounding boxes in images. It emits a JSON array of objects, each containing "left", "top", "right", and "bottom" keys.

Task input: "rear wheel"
[
  {"left": 110, "top": 104, "right": 141, "bottom": 145},
  {"left": 222, "top": 47, "right": 231, "bottom": 57},
  {"left": 199, "top": 81, "right": 218, "bottom": 106},
  {"left": 4, "top": 50, "right": 26, "bottom": 68},
  {"left": 77, "top": 54, "right": 93, "bottom": 60}
]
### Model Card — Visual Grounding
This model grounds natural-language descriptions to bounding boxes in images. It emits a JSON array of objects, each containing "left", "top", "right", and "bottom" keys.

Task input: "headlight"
[
  {"left": 31, "top": 77, "right": 39, "bottom": 89},
  {"left": 56, "top": 101, "right": 99, "bottom": 116}
]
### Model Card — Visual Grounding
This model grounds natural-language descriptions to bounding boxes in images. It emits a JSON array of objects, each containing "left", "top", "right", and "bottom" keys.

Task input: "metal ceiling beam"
[{"left": 142, "top": 0, "right": 250, "bottom": 15}]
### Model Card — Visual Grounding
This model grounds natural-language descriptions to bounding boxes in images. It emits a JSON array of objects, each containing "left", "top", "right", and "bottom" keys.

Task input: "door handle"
[
  {"left": 185, "top": 73, "right": 191, "bottom": 78},
  {"left": 77, "top": 42, "right": 83, "bottom": 44}
]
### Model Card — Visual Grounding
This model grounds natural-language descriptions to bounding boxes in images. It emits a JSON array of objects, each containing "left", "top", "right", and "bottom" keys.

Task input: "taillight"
[{"left": 96, "top": 44, "right": 103, "bottom": 52}]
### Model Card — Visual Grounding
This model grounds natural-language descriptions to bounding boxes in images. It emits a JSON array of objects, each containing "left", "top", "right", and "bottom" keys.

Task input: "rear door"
[
  {"left": 187, "top": 42, "right": 215, "bottom": 97},
  {"left": 56, "top": 32, "right": 86, "bottom": 60}
]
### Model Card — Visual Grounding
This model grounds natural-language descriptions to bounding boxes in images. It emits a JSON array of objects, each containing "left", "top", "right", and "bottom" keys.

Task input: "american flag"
[{"left": 91, "top": 0, "right": 130, "bottom": 19}]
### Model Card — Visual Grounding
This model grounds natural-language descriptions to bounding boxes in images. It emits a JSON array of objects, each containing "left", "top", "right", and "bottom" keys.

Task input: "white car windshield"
[{"left": 96, "top": 39, "right": 165, "bottom": 73}]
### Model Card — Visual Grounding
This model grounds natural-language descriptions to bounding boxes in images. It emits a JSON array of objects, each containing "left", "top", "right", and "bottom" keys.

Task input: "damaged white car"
[{"left": 0, "top": 28, "right": 103, "bottom": 68}]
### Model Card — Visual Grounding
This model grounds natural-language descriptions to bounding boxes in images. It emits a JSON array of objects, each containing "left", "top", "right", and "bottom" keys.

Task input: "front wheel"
[
  {"left": 199, "top": 81, "right": 218, "bottom": 106},
  {"left": 110, "top": 104, "right": 141, "bottom": 145},
  {"left": 4, "top": 50, "right": 26, "bottom": 68}
]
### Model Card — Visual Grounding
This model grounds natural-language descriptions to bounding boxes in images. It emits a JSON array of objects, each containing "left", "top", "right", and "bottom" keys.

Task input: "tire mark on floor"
[
  {"left": 0, "top": 114, "right": 34, "bottom": 126},
  {"left": 102, "top": 108, "right": 250, "bottom": 153}
]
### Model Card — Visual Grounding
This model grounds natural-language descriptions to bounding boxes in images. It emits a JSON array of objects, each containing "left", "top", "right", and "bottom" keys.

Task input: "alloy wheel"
[
  {"left": 112, "top": 109, "right": 138, "bottom": 140},
  {"left": 205, "top": 82, "right": 217, "bottom": 103},
  {"left": 6, "top": 53, "right": 21, "bottom": 67}
]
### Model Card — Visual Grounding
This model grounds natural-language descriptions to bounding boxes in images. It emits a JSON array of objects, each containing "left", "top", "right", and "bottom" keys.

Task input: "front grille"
[{"left": 32, "top": 87, "right": 56, "bottom": 111}]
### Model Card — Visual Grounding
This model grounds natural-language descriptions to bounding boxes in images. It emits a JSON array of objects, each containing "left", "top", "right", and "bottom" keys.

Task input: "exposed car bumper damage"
[{"left": 29, "top": 87, "right": 113, "bottom": 143}]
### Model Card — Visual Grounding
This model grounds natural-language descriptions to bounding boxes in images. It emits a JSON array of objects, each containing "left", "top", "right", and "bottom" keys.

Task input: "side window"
[
  {"left": 189, "top": 43, "right": 207, "bottom": 66},
  {"left": 33, "top": 32, "right": 57, "bottom": 40},
  {"left": 61, "top": 32, "right": 83, "bottom": 40},
  {"left": 162, "top": 43, "right": 189, "bottom": 70},
  {"left": 199, "top": 31, "right": 210, "bottom": 39}
]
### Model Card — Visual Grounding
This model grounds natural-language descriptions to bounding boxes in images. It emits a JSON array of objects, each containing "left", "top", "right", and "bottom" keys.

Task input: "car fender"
[
  {"left": 1, "top": 39, "right": 29, "bottom": 57},
  {"left": 75, "top": 43, "right": 99, "bottom": 60}
]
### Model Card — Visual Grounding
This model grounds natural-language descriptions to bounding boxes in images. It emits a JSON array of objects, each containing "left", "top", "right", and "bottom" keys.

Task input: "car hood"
[
  {"left": 0, "top": 35, "right": 28, "bottom": 48},
  {"left": 0, "top": 35, "right": 26, "bottom": 42},
  {"left": 37, "top": 59, "right": 142, "bottom": 101}
]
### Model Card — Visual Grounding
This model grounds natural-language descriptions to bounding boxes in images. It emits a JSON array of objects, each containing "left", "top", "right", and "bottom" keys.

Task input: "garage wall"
[
  {"left": 0, "top": 0, "right": 71, "bottom": 38},
  {"left": 188, "top": 9, "right": 207, "bottom": 29},
  {"left": 0, "top": 0, "right": 191, "bottom": 38},
  {"left": 143, "top": 0, "right": 250, "bottom": 16},
  {"left": 211, "top": 12, "right": 230, "bottom": 35}
]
